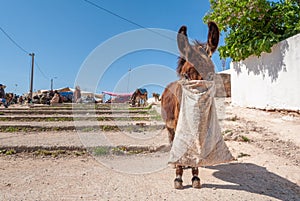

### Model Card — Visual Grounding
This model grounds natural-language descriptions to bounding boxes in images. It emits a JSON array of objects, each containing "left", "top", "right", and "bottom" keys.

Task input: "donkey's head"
[{"left": 176, "top": 22, "right": 219, "bottom": 81}]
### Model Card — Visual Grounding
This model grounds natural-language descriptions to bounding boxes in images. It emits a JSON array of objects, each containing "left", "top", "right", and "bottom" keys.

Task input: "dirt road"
[{"left": 0, "top": 100, "right": 299, "bottom": 201}]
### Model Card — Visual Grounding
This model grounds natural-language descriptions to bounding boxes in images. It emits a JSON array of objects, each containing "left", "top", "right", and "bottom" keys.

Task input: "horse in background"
[
  {"left": 131, "top": 88, "right": 148, "bottom": 107},
  {"left": 161, "top": 22, "right": 220, "bottom": 189},
  {"left": 152, "top": 93, "right": 160, "bottom": 102}
]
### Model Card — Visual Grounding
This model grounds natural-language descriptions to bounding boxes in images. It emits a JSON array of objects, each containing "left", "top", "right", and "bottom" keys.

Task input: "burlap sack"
[{"left": 168, "top": 79, "right": 234, "bottom": 167}]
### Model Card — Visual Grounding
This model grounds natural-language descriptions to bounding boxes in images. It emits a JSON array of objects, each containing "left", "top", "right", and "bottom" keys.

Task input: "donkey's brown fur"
[{"left": 161, "top": 22, "right": 219, "bottom": 189}]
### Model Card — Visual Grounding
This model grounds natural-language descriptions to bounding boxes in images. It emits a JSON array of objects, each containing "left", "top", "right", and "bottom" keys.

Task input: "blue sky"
[{"left": 0, "top": 0, "right": 227, "bottom": 96}]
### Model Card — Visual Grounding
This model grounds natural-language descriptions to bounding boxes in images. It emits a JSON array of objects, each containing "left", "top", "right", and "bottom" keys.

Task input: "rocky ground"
[{"left": 0, "top": 99, "right": 299, "bottom": 201}]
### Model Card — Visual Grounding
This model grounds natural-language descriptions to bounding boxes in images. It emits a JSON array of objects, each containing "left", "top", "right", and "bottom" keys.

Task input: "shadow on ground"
[{"left": 203, "top": 163, "right": 300, "bottom": 201}]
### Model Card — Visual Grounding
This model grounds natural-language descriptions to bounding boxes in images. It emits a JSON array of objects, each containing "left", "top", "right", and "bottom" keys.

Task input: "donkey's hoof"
[
  {"left": 174, "top": 178, "right": 183, "bottom": 189},
  {"left": 192, "top": 176, "right": 201, "bottom": 188}
]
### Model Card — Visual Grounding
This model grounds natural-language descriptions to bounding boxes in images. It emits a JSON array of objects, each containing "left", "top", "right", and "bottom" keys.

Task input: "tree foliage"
[{"left": 204, "top": 0, "right": 300, "bottom": 61}]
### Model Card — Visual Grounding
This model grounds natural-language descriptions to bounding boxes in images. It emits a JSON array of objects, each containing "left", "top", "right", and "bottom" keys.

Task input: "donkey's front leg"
[
  {"left": 191, "top": 167, "right": 201, "bottom": 188},
  {"left": 174, "top": 165, "right": 183, "bottom": 189}
]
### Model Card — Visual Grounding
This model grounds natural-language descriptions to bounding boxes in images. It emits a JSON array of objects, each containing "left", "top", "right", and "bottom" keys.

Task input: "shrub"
[{"left": 204, "top": 0, "right": 300, "bottom": 61}]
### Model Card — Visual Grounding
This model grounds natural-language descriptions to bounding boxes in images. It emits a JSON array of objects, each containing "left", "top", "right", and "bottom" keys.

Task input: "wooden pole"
[{"left": 29, "top": 53, "right": 35, "bottom": 101}]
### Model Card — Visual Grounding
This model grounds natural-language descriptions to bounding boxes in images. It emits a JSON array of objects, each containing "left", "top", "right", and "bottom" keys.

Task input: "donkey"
[{"left": 161, "top": 22, "right": 219, "bottom": 189}]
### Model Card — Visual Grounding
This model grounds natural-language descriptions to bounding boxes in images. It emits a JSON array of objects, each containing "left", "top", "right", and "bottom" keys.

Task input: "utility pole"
[
  {"left": 222, "top": 58, "right": 226, "bottom": 71},
  {"left": 51, "top": 78, "right": 53, "bottom": 91},
  {"left": 29, "top": 53, "right": 35, "bottom": 101},
  {"left": 127, "top": 67, "right": 131, "bottom": 93},
  {"left": 50, "top": 77, "right": 57, "bottom": 91}
]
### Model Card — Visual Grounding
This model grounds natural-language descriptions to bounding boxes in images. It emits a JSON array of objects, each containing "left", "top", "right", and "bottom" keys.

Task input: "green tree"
[{"left": 204, "top": 0, "right": 300, "bottom": 61}]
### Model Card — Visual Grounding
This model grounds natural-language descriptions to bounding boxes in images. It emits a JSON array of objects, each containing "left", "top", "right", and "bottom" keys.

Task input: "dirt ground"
[{"left": 0, "top": 99, "right": 299, "bottom": 201}]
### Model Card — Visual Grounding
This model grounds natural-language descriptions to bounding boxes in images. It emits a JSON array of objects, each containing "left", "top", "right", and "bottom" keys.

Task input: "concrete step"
[
  {"left": 0, "top": 109, "right": 150, "bottom": 115},
  {"left": 0, "top": 121, "right": 165, "bottom": 132},
  {"left": 0, "top": 129, "right": 169, "bottom": 154},
  {"left": 0, "top": 115, "right": 157, "bottom": 122}
]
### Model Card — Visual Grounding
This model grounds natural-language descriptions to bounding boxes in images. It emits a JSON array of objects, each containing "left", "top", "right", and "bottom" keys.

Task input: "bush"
[{"left": 204, "top": 0, "right": 300, "bottom": 61}]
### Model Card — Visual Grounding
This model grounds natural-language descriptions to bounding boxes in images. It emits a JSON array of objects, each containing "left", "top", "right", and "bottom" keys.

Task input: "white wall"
[{"left": 230, "top": 33, "right": 300, "bottom": 111}]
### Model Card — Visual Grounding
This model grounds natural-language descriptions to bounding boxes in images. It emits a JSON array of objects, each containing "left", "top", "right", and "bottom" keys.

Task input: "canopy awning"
[{"left": 102, "top": 91, "right": 133, "bottom": 97}]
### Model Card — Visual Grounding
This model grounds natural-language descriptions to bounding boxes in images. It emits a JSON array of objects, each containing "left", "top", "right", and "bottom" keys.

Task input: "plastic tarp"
[
  {"left": 168, "top": 79, "right": 234, "bottom": 167},
  {"left": 60, "top": 91, "right": 73, "bottom": 100},
  {"left": 137, "top": 88, "right": 147, "bottom": 95}
]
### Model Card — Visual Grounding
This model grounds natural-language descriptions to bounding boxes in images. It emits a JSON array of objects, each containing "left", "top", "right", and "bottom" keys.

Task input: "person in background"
[
  {"left": 0, "top": 84, "right": 8, "bottom": 108},
  {"left": 18, "top": 96, "right": 24, "bottom": 105},
  {"left": 73, "top": 85, "right": 82, "bottom": 103},
  {"left": 50, "top": 91, "right": 61, "bottom": 105}
]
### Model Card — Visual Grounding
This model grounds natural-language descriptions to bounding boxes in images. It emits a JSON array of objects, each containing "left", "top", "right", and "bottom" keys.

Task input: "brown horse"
[
  {"left": 131, "top": 88, "right": 148, "bottom": 107},
  {"left": 161, "top": 22, "right": 219, "bottom": 189}
]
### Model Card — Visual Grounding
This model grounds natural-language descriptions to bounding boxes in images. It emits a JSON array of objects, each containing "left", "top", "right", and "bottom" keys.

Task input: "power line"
[
  {"left": 83, "top": 0, "right": 175, "bottom": 41},
  {"left": 0, "top": 26, "right": 29, "bottom": 54},
  {"left": 35, "top": 61, "right": 50, "bottom": 80},
  {"left": 0, "top": 25, "right": 50, "bottom": 81},
  {"left": 84, "top": 0, "right": 148, "bottom": 30}
]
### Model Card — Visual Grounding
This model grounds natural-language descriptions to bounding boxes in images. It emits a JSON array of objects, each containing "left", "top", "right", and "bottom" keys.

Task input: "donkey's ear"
[
  {"left": 177, "top": 25, "right": 191, "bottom": 59},
  {"left": 206, "top": 21, "right": 219, "bottom": 56}
]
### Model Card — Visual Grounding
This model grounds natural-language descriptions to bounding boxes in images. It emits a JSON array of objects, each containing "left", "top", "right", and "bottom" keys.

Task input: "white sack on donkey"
[{"left": 168, "top": 79, "right": 234, "bottom": 167}]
